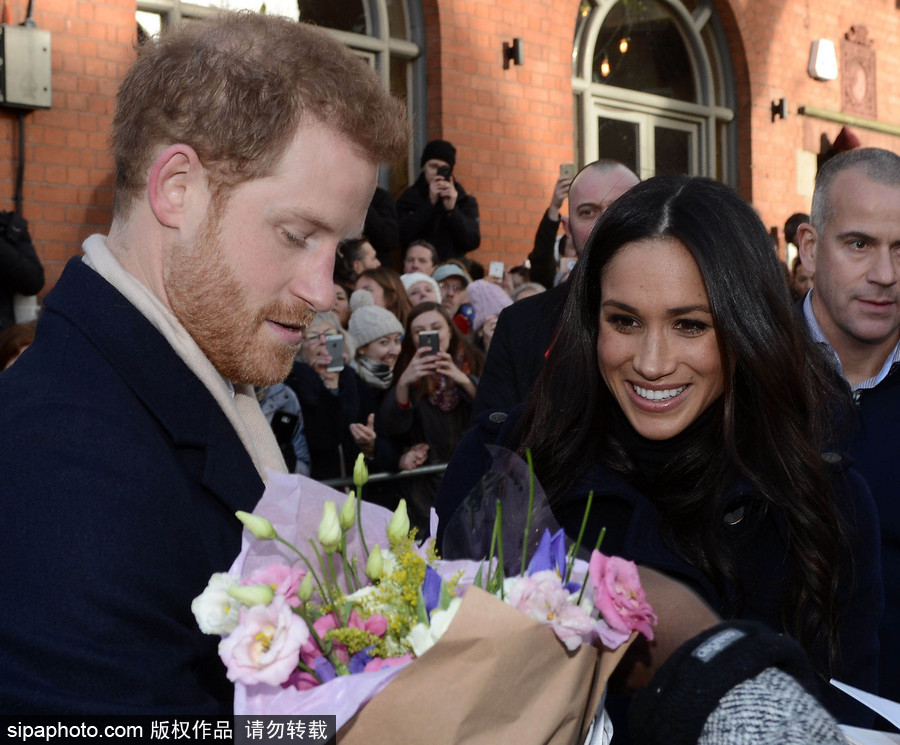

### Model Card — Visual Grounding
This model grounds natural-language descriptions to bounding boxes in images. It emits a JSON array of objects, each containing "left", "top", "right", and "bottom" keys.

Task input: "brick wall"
[
  {"left": 1, "top": 0, "right": 134, "bottom": 288},
  {"left": 2, "top": 0, "right": 899, "bottom": 293}
]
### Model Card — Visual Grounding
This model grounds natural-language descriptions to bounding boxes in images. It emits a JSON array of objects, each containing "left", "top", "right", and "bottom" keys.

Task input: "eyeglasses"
[
  {"left": 303, "top": 329, "right": 338, "bottom": 343},
  {"left": 438, "top": 281, "right": 466, "bottom": 294}
]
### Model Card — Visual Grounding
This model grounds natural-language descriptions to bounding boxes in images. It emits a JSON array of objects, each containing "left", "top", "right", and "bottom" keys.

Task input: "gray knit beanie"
[{"left": 348, "top": 290, "right": 404, "bottom": 348}]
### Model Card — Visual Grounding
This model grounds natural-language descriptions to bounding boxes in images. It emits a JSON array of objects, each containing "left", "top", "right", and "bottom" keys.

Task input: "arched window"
[
  {"left": 136, "top": 0, "right": 423, "bottom": 194},
  {"left": 573, "top": 0, "right": 736, "bottom": 184}
]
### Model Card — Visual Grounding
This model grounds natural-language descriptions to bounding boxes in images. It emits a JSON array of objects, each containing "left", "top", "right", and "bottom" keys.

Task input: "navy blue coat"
[
  {"left": 0, "top": 257, "right": 262, "bottom": 714},
  {"left": 846, "top": 364, "right": 900, "bottom": 703},
  {"left": 437, "top": 407, "right": 883, "bottom": 727}
]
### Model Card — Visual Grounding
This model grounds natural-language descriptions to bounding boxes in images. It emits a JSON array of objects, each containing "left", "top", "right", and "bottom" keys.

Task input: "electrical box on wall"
[{"left": 0, "top": 24, "right": 52, "bottom": 109}]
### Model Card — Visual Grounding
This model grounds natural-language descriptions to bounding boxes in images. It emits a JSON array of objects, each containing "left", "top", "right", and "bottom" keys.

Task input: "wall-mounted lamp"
[
  {"left": 770, "top": 98, "right": 787, "bottom": 122},
  {"left": 808, "top": 39, "right": 838, "bottom": 81},
  {"left": 600, "top": 55, "right": 611, "bottom": 77},
  {"left": 503, "top": 38, "right": 523, "bottom": 70}
]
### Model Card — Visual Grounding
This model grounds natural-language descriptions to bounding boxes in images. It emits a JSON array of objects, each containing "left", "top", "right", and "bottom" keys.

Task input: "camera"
[{"left": 436, "top": 165, "right": 452, "bottom": 180}]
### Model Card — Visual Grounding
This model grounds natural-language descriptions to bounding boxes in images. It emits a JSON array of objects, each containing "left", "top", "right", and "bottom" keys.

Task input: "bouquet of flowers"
[{"left": 193, "top": 453, "right": 657, "bottom": 744}]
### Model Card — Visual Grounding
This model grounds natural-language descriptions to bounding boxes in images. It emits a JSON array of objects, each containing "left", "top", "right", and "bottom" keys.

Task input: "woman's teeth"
[{"left": 633, "top": 384, "right": 686, "bottom": 401}]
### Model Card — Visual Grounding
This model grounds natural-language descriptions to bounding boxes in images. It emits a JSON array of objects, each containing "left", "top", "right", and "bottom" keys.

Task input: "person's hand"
[
  {"left": 397, "top": 346, "right": 440, "bottom": 387},
  {"left": 433, "top": 351, "right": 466, "bottom": 385},
  {"left": 398, "top": 443, "right": 429, "bottom": 471},
  {"left": 480, "top": 314, "right": 499, "bottom": 350},
  {"left": 547, "top": 175, "right": 573, "bottom": 221},
  {"left": 349, "top": 413, "right": 376, "bottom": 458},
  {"left": 433, "top": 175, "right": 458, "bottom": 211},
  {"left": 318, "top": 368, "right": 340, "bottom": 390},
  {"left": 608, "top": 566, "right": 721, "bottom": 695}
]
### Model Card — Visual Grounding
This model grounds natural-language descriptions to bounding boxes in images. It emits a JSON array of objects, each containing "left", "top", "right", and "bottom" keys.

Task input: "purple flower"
[
  {"left": 314, "top": 655, "right": 337, "bottom": 684},
  {"left": 349, "top": 645, "right": 377, "bottom": 674},
  {"left": 423, "top": 565, "right": 443, "bottom": 615},
  {"left": 527, "top": 528, "right": 568, "bottom": 579}
]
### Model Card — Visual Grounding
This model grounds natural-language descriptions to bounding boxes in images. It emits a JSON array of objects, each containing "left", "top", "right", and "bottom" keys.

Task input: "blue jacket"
[
  {"left": 0, "top": 257, "right": 262, "bottom": 714},
  {"left": 437, "top": 407, "right": 883, "bottom": 726}
]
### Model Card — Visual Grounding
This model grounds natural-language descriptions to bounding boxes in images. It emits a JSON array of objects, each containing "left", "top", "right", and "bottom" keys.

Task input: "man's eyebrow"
[
  {"left": 835, "top": 230, "right": 878, "bottom": 243},
  {"left": 267, "top": 207, "right": 339, "bottom": 235}
]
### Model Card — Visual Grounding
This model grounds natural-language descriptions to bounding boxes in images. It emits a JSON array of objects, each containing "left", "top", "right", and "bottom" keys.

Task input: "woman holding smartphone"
[{"left": 381, "top": 302, "right": 483, "bottom": 535}]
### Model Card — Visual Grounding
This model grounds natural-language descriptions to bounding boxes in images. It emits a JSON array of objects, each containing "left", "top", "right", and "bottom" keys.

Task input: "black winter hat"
[{"left": 420, "top": 139, "right": 456, "bottom": 169}]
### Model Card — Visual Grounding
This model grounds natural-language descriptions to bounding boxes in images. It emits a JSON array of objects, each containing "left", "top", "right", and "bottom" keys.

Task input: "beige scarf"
[{"left": 81, "top": 234, "right": 287, "bottom": 482}]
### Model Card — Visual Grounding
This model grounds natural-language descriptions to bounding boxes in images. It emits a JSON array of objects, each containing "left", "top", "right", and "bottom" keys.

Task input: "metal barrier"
[{"left": 319, "top": 462, "right": 448, "bottom": 490}]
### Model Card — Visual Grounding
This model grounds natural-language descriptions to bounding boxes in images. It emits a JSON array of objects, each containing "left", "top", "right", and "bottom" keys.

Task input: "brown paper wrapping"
[{"left": 337, "top": 586, "right": 633, "bottom": 745}]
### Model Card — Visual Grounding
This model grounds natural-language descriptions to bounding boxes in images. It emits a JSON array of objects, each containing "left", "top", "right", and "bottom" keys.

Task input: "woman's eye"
[
  {"left": 606, "top": 314, "right": 639, "bottom": 332},
  {"left": 675, "top": 319, "right": 708, "bottom": 335}
]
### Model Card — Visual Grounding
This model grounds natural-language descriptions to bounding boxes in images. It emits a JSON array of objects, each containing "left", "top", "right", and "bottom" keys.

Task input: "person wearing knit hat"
[
  {"left": 348, "top": 290, "right": 405, "bottom": 393},
  {"left": 466, "top": 279, "right": 512, "bottom": 354},
  {"left": 397, "top": 139, "right": 481, "bottom": 263},
  {"left": 401, "top": 271, "right": 442, "bottom": 307}
]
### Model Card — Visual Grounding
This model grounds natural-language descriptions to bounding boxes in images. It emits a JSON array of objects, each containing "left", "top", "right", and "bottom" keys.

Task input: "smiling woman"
[{"left": 436, "top": 175, "right": 883, "bottom": 729}]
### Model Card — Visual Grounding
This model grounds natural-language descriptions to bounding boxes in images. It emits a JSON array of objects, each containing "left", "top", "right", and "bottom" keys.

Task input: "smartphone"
[
  {"left": 418, "top": 330, "right": 440, "bottom": 355},
  {"left": 560, "top": 163, "right": 576, "bottom": 180},
  {"left": 271, "top": 411, "right": 299, "bottom": 444},
  {"left": 489, "top": 261, "right": 505, "bottom": 280},
  {"left": 325, "top": 334, "right": 345, "bottom": 372},
  {"left": 436, "top": 164, "right": 452, "bottom": 180}
]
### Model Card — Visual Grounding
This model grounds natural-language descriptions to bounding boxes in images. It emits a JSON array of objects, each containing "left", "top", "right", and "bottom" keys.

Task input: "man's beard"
[{"left": 165, "top": 211, "right": 316, "bottom": 387}]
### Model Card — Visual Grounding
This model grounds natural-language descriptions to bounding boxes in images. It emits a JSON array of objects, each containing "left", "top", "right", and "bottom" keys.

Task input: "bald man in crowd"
[{"left": 473, "top": 160, "right": 640, "bottom": 416}]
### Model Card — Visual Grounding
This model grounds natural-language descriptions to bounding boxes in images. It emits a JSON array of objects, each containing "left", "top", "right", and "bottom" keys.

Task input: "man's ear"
[
  {"left": 560, "top": 215, "right": 572, "bottom": 241},
  {"left": 147, "top": 144, "right": 205, "bottom": 229},
  {"left": 797, "top": 223, "right": 818, "bottom": 272}
]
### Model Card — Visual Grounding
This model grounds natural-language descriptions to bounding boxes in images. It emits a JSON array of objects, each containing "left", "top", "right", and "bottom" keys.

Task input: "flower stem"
[
  {"left": 275, "top": 535, "right": 328, "bottom": 601},
  {"left": 355, "top": 487, "right": 370, "bottom": 559},
  {"left": 307, "top": 539, "right": 336, "bottom": 607},
  {"left": 566, "top": 490, "right": 594, "bottom": 584},
  {"left": 521, "top": 448, "right": 536, "bottom": 576},
  {"left": 495, "top": 499, "right": 505, "bottom": 600}
]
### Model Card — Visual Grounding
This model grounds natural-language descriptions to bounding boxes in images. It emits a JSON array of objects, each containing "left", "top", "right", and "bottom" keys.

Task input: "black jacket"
[
  {"left": 0, "top": 211, "right": 44, "bottom": 331},
  {"left": 437, "top": 406, "right": 883, "bottom": 727},
  {"left": 471, "top": 281, "right": 569, "bottom": 418},
  {"left": 397, "top": 173, "right": 480, "bottom": 261},
  {"left": 0, "top": 257, "right": 260, "bottom": 713}
]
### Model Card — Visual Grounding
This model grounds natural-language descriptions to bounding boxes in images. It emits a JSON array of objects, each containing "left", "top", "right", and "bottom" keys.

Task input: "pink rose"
[
  {"left": 219, "top": 595, "right": 309, "bottom": 686},
  {"left": 588, "top": 551, "right": 657, "bottom": 641},
  {"left": 503, "top": 571, "right": 597, "bottom": 651},
  {"left": 244, "top": 564, "right": 306, "bottom": 608}
]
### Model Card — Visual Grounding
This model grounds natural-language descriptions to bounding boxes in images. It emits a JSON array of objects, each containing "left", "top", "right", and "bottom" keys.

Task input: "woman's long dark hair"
[{"left": 517, "top": 176, "right": 850, "bottom": 671}]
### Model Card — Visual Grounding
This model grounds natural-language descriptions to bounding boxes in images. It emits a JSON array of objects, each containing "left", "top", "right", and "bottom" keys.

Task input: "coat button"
[
  {"left": 488, "top": 412, "right": 508, "bottom": 424},
  {"left": 821, "top": 452, "right": 841, "bottom": 464}
]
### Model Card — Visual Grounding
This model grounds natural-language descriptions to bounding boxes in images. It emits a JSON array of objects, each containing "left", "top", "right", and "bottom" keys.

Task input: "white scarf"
[{"left": 81, "top": 234, "right": 287, "bottom": 482}]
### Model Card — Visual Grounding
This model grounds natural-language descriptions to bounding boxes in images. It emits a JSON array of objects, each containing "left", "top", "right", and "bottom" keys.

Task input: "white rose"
[
  {"left": 404, "top": 597, "right": 462, "bottom": 657},
  {"left": 192, "top": 573, "right": 241, "bottom": 636}
]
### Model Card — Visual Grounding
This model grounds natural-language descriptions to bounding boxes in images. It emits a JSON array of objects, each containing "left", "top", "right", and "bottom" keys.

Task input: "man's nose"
[
  {"left": 289, "top": 247, "right": 337, "bottom": 312},
  {"left": 867, "top": 247, "right": 899, "bottom": 287}
]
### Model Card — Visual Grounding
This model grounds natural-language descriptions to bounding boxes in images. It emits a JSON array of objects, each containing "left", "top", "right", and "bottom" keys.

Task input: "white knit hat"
[
  {"left": 348, "top": 290, "right": 404, "bottom": 347},
  {"left": 400, "top": 271, "right": 442, "bottom": 302}
]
